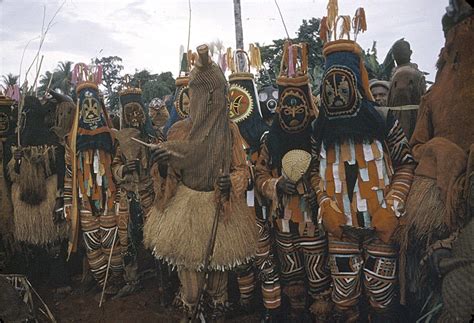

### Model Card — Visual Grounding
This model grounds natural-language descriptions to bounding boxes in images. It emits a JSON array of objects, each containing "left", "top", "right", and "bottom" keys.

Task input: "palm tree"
[
  {"left": 1, "top": 73, "right": 19, "bottom": 91},
  {"left": 54, "top": 61, "right": 73, "bottom": 95},
  {"left": 37, "top": 61, "right": 74, "bottom": 96},
  {"left": 233, "top": 0, "right": 244, "bottom": 49}
]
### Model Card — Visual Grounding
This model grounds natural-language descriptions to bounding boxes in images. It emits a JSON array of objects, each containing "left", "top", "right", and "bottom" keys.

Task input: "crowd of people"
[{"left": 0, "top": 1, "right": 472, "bottom": 322}]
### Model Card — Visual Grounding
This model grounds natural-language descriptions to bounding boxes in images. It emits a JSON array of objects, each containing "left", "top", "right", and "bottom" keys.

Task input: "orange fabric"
[
  {"left": 288, "top": 196, "right": 303, "bottom": 223},
  {"left": 371, "top": 206, "right": 398, "bottom": 243},
  {"left": 321, "top": 200, "right": 345, "bottom": 239}
]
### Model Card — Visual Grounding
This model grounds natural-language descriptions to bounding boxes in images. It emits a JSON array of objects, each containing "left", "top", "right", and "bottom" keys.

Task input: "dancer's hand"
[
  {"left": 123, "top": 160, "right": 139, "bottom": 175},
  {"left": 276, "top": 177, "right": 297, "bottom": 195},
  {"left": 217, "top": 174, "right": 231, "bottom": 198},
  {"left": 53, "top": 197, "right": 65, "bottom": 224},
  {"left": 151, "top": 147, "right": 170, "bottom": 165},
  {"left": 13, "top": 149, "right": 23, "bottom": 161}
]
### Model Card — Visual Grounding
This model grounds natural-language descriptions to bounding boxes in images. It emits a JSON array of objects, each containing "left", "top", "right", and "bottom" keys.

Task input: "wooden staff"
[{"left": 99, "top": 226, "right": 118, "bottom": 308}]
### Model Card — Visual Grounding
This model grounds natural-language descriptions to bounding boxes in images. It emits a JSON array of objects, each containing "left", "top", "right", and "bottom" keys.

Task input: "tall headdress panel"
[
  {"left": 276, "top": 41, "right": 315, "bottom": 134},
  {"left": 227, "top": 46, "right": 268, "bottom": 152},
  {"left": 266, "top": 41, "right": 316, "bottom": 171},
  {"left": 314, "top": 1, "right": 385, "bottom": 147},
  {"left": 71, "top": 63, "right": 112, "bottom": 153},
  {"left": 173, "top": 50, "right": 195, "bottom": 119}
]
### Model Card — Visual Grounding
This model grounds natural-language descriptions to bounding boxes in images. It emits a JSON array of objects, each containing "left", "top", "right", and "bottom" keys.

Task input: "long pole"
[
  {"left": 233, "top": 0, "right": 244, "bottom": 49},
  {"left": 99, "top": 227, "right": 118, "bottom": 308}
]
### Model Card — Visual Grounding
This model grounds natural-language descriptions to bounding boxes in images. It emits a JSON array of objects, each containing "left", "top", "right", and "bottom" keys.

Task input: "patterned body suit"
[
  {"left": 255, "top": 41, "right": 331, "bottom": 319},
  {"left": 112, "top": 87, "right": 163, "bottom": 286},
  {"left": 65, "top": 79, "right": 122, "bottom": 286},
  {"left": 312, "top": 40, "right": 415, "bottom": 321},
  {"left": 236, "top": 148, "right": 281, "bottom": 311}
]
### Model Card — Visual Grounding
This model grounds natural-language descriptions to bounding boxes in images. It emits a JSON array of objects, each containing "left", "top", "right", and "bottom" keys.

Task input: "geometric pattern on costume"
[
  {"left": 328, "top": 235, "right": 398, "bottom": 312},
  {"left": 65, "top": 67, "right": 122, "bottom": 285},
  {"left": 228, "top": 83, "right": 253, "bottom": 123},
  {"left": 316, "top": 116, "right": 415, "bottom": 242},
  {"left": 80, "top": 210, "right": 122, "bottom": 286},
  {"left": 255, "top": 216, "right": 281, "bottom": 310},
  {"left": 321, "top": 65, "right": 360, "bottom": 120},
  {"left": 174, "top": 78, "right": 190, "bottom": 119},
  {"left": 275, "top": 228, "right": 331, "bottom": 301}
]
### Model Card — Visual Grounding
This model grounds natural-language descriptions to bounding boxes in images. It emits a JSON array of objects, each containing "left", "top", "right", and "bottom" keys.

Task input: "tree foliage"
[
  {"left": 129, "top": 70, "right": 175, "bottom": 106},
  {"left": 1, "top": 73, "right": 19, "bottom": 91},
  {"left": 38, "top": 61, "right": 74, "bottom": 96},
  {"left": 94, "top": 56, "right": 124, "bottom": 113},
  {"left": 257, "top": 18, "right": 388, "bottom": 93}
]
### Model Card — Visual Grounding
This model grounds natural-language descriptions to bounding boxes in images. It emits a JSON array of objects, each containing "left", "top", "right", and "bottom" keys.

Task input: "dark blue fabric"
[
  {"left": 314, "top": 50, "right": 385, "bottom": 148},
  {"left": 76, "top": 87, "right": 114, "bottom": 153},
  {"left": 163, "top": 105, "right": 182, "bottom": 137}
]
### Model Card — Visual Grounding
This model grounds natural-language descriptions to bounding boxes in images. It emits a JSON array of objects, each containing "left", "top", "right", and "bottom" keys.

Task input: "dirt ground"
[
  {"left": 37, "top": 275, "right": 260, "bottom": 323},
  {"left": 1, "top": 246, "right": 261, "bottom": 323}
]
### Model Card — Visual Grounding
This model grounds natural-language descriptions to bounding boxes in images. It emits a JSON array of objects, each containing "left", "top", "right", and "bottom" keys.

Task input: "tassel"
[
  {"left": 352, "top": 7, "right": 367, "bottom": 41},
  {"left": 226, "top": 47, "right": 234, "bottom": 73},
  {"left": 72, "top": 63, "right": 88, "bottom": 85},
  {"left": 320, "top": 16, "right": 329, "bottom": 43},
  {"left": 326, "top": 0, "right": 338, "bottom": 41},
  {"left": 338, "top": 15, "right": 351, "bottom": 40},
  {"left": 249, "top": 43, "right": 262, "bottom": 70},
  {"left": 288, "top": 45, "right": 295, "bottom": 77},
  {"left": 255, "top": 47, "right": 262, "bottom": 69},
  {"left": 279, "top": 40, "right": 290, "bottom": 77},
  {"left": 218, "top": 53, "right": 226, "bottom": 72},
  {"left": 95, "top": 65, "right": 103, "bottom": 84},
  {"left": 301, "top": 43, "right": 308, "bottom": 74}
]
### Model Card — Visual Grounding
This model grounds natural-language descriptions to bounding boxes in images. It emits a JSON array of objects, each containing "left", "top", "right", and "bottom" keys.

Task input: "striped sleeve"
[
  {"left": 255, "top": 142, "right": 280, "bottom": 201},
  {"left": 229, "top": 123, "right": 250, "bottom": 197},
  {"left": 111, "top": 142, "right": 126, "bottom": 183},
  {"left": 63, "top": 142, "right": 73, "bottom": 206},
  {"left": 310, "top": 134, "right": 330, "bottom": 206},
  {"left": 385, "top": 117, "right": 415, "bottom": 204}
]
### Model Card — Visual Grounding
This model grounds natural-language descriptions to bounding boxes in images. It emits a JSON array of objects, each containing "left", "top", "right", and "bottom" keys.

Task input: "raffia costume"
[
  {"left": 112, "top": 87, "right": 163, "bottom": 292},
  {"left": 255, "top": 41, "right": 331, "bottom": 319},
  {"left": 143, "top": 46, "right": 257, "bottom": 320},
  {"left": 65, "top": 64, "right": 122, "bottom": 287},
  {"left": 0, "top": 94, "right": 15, "bottom": 255},
  {"left": 7, "top": 94, "right": 74, "bottom": 288},
  {"left": 311, "top": 33, "right": 415, "bottom": 321},
  {"left": 397, "top": 7, "right": 473, "bottom": 322}
]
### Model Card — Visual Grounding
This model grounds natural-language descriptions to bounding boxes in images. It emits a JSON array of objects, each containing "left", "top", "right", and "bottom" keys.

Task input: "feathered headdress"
[
  {"left": 71, "top": 63, "right": 103, "bottom": 93},
  {"left": 319, "top": 0, "right": 367, "bottom": 43}
]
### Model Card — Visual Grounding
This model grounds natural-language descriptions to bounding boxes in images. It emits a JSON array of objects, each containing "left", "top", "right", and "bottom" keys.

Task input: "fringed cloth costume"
[
  {"left": 112, "top": 87, "right": 164, "bottom": 288},
  {"left": 0, "top": 94, "right": 16, "bottom": 251},
  {"left": 225, "top": 49, "right": 281, "bottom": 310},
  {"left": 65, "top": 77, "right": 122, "bottom": 286},
  {"left": 312, "top": 39, "right": 415, "bottom": 322},
  {"left": 255, "top": 42, "right": 332, "bottom": 319},
  {"left": 143, "top": 48, "right": 257, "bottom": 319},
  {"left": 7, "top": 95, "right": 72, "bottom": 288},
  {"left": 397, "top": 11, "right": 474, "bottom": 322}
]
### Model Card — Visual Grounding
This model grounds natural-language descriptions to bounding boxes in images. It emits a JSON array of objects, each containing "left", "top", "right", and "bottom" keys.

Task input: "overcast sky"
[{"left": 0, "top": 0, "right": 447, "bottom": 86}]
